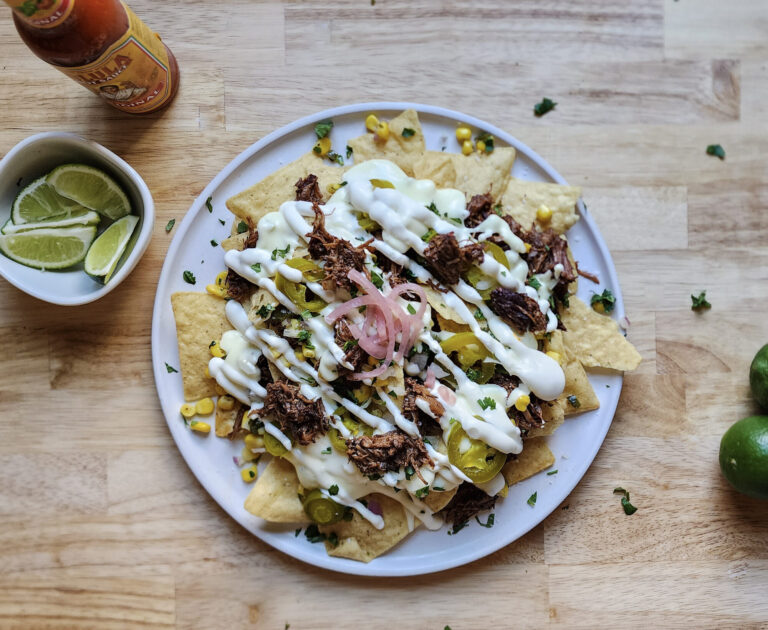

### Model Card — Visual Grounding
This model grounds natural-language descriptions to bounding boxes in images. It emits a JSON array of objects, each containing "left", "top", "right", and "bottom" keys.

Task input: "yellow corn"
[
  {"left": 374, "top": 121, "right": 390, "bottom": 141},
  {"left": 218, "top": 395, "right": 235, "bottom": 411},
  {"left": 190, "top": 420, "right": 211, "bottom": 434},
  {"left": 302, "top": 346, "right": 315, "bottom": 359},
  {"left": 536, "top": 204, "right": 553, "bottom": 222},
  {"left": 195, "top": 397, "right": 215, "bottom": 415},
  {"left": 245, "top": 433, "right": 265, "bottom": 451},
  {"left": 180, "top": 403, "right": 196, "bottom": 419},
  {"left": 206, "top": 283, "right": 227, "bottom": 298},
  {"left": 515, "top": 394, "right": 531, "bottom": 412},
  {"left": 241, "top": 465, "right": 258, "bottom": 483},
  {"left": 476, "top": 140, "right": 486, "bottom": 153},
  {"left": 592, "top": 301, "right": 606, "bottom": 314},
  {"left": 313, "top": 136, "right": 331, "bottom": 157},
  {"left": 242, "top": 409, "right": 252, "bottom": 428},
  {"left": 455, "top": 126, "right": 472, "bottom": 141},
  {"left": 352, "top": 385, "right": 372, "bottom": 403},
  {"left": 209, "top": 341, "right": 226, "bottom": 358},
  {"left": 461, "top": 139, "right": 474, "bottom": 155},
  {"left": 524, "top": 243, "right": 532, "bottom": 253},
  {"left": 546, "top": 351, "right": 562, "bottom": 364},
  {"left": 241, "top": 445, "right": 260, "bottom": 463},
  {"left": 215, "top": 271, "right": 228, "bottom": 287},
  {"left": 365, "top": 113, "right": 380, "bottom": 132},
  {"left": 327, "top": 182, "right": 342, "bottom": 194}
]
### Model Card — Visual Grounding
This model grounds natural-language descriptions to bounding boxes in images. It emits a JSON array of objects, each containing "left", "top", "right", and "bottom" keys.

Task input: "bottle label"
[
  {"left": 7, "top": 0, "right": 73, "bottom": 28},
  {"left": 55, "top": 3, "right": 175, "bottom": 114}
]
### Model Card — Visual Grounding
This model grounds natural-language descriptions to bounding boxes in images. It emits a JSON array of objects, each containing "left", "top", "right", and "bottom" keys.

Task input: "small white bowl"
[{"left": 0, "top": 132, "right": 154, "bottom": 305}]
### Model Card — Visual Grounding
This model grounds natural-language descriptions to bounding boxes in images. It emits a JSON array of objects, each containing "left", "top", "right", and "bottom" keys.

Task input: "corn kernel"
[
  {"left": 546, "top": 351, "right": 562, "bottom": 364},
  {"left": 476, "top": 140, "right": 486, "bottom": 153},
  {"left": 215, "top": 271, "right": 228, "bottom": 287},
  {"left": 327, "top": 182, "right": 342, "bottom": 194},
  {"left": 242, "top": 409, "right": 252, "bottom": 428},
  {"left": 241, "top": 465, "right": 258, "bottom": 483},
  {"left": 313, "top": 136, "right": 331, "bottom": 157},
  {"left": 365, "top": 113, "right": 380, "bottom": 132},
  {"left": 374, "top": 121, "right": 390, "bottom": 142},
  {"left": 218, "top": 395, "right": 235, "bottom": 411},
  {"left": 245, "top": 433, "right": 265, "bottom": 451},
  {"left": 241, "top": 445, "right": 260, "bottom": 463},
  {"left": 498, "top": 484, "right": 510, "bottom": 498},
  {"left": 524, "top": 243, "right": 532, "bottom": 253},
  {"left": 190, "top": 420, "right": 211, "bottom": 434},
  {"left": 270, "top": 349, "right": 281, "bottom": 359},
  {"left": 195, "top": 397, "right": 215, "bottom": 415},
  {"left": 455, "top": 126, "right": 472, "bottom": 141},
  {"left": 209, "top": 341, "right": 226, "bottom": 358},
  {"left": 536, "top": 204, "right": 553, "bottom": 222},
  {"left": 180, "top": 403, "right": 196, "bottom": 419},
  {"left": 461, "top": 140, "right": 474, "bottom": 155},
  {"left": 206, "top": 283, "right": 227, "bottom": 298},
  {"left": 302, "top": 346, "right": 316, "bottom": 359},
  {"left": 515, "top": 394, "right": 531, "bottom": 412}
]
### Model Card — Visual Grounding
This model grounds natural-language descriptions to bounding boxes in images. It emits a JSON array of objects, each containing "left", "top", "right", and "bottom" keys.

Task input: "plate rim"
[{"left": 151, "top": 101, "right": 625, "bottom": 577}]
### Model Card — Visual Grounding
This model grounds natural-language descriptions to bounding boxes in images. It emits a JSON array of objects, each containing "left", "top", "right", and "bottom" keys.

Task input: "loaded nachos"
[{"left": 170, "top": 109, "right": 641, "bottom": 562}]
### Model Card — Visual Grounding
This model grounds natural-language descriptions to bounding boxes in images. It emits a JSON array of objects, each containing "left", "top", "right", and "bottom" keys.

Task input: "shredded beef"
[
  {"left": 256, "top": 354, "right": 273, "bottom": 388},
  {"left": 523, "top": 229, "right": 577, "bottom": 292},
  {"left": 464, "top": 193, "right": 494, "bottom": 228},
  {"left": 225, "top": 268, "right": 253, "bottom": 302},
  {"left": 488, "top": 287, "right": 548, "bottom": 334},
  {"left": 488, "top": 373, "right": 546, "bottom": 433},
  {"left": 346, "top": 430, "right": 432, "bottom": 482},
  {"left": 439, "top": 482, "right": 498, "bottom": 526},
  {"left": 256, "top": 381, "right": 329, "bottom": 445},
  {"left": 306, "top": 204, "right": 367, "bottom": 292},
  {"left": 403, "top": 377, "right": 444, "bottom": 437},
  {"left": 294, "top": 174, "right": 323, "bottom": 204},
  {"left": 576, "top": 261, "right": 599, "bottom": 284},
  {"left": 334, "top": 319, "right": 367, "bottom": 372},
  {"left": 422, "top": 232, "right": 484, "bottom": 286},
  {"left": 377, "top": 253, "right": 408, "bottom": 286}
]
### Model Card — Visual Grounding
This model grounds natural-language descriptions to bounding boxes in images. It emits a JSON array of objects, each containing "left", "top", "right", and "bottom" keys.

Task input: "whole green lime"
[
  {"left": 749, "top": 344, "right": 768, "bottom": 409},
  {"left": 719, "top": 415, "right": 768, "bottom": 499}
]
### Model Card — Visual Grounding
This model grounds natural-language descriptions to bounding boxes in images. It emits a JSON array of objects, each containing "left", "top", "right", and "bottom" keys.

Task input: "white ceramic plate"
[{"left": 151, "top": 102, "right": 626, "bottom": 577}]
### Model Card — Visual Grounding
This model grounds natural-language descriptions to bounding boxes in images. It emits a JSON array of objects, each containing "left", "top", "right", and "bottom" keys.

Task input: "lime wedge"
[
  {"left": 2, "top": 209, "right": 100, "bottom": 234},
  {"left": 84, "top": 214, "right": 139, "bottom": 282},
  {"left": 0, "top": 225, "right": 97, "bottom": 270},
  {"left": 47, "top": 164, "right": 131, "bottom": 220},
  {"left": 11, "top": 176, "right": 89, "bottom": 224}
]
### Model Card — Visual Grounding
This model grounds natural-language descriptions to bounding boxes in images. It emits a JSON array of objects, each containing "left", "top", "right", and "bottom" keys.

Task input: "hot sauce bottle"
[{"left": 3, "top": 0, "right": 180, "bottom": 114}]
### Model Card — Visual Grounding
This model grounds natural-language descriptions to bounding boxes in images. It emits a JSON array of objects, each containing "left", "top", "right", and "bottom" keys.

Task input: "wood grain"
[{"left": 1, "top": 0, "right": 768, "bottom": 628}]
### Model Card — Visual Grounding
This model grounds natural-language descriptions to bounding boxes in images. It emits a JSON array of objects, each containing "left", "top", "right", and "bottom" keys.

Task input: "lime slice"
[
  {"left": 2, "top": 209, "right": 100, "bottom": 234},
  {"left": 11, "top": 176, "right": 89, "bottom": 224},
  {"left": 84, "top": 214, "right": 139, "bottom": 282},
  {"left": 0, "top": 225, "right": 97, "bottom": 270},
  {"left": 47, "top": 164, "right": 131, "bottom": 220}
]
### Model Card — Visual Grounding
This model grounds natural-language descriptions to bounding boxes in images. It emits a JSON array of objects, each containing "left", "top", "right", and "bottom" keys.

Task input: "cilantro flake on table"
[
  {"left": 691, "top": 291, "right": 711, "bottom": 311},
  {"left": 706, "top": 144, "right": 726, "bottom": 160},
  {"left": 534, "top": 97, "right": 557, "bottom": 117},
  {"left": 165, "top": 218, "right": 175, "bottom": 233},
  {"left": 613, "top": 487, "right": 638, "bottom": 515}
]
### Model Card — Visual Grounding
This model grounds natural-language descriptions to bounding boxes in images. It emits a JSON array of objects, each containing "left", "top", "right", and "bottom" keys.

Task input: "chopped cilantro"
[
  {"left": 474, "top": 308, "right": 485, "bottom": 320},
  {"left": 406, "top": 303, "right": 416, "bottom": 315},
  {"left": 404, "top": 268, "right": 417, "bottom": 282},
  {"left": 402, "top": 127, "right": 416, "bottom": 138},
  {"left": 613, "top": 487, "right": 638, "bottom": 515},
  {"left": 475, "top": 513, "right": 495, "bottom": 528},
  {"left": 367, "top": 474, "right": 381, "bottom": 481},
  {"left": 205, "top": 196, "right": 213, "bottom": 213},
  {"left": 433, "top": 486, "right": 445, "bottom": 492},
  {"left": 314, "top": 119, "right": 333, "bottom": 139},
  {"left": 466, "top": 367, "right": 481, "bottom": 382},
  {"left": 312, "top": 144, "right": 321, "bottom": 155},
  {"left": 297, "top": 330, "right": 314, "bottom": 349},
  {"left": 236, "top": 220, "right": 248, "bottom": 234},
  {"left": 547, "top": 469, "right": 558, "bottom": 476},
  {"left": 328, "top": 484, "right": 339, "bottom": 496},
  {"left": 371, "top": 270, "right": 384, "bottom": 289},
  {"left": 218, "top": 218, "right": 225, "bottom": 226},
  {"left": 475, "top": 132, "right": 495, "bottom": 153},
  {"left": 343, "top": 339, "right": 358, "bottom": 352},
  {"left": 706, "top": 144, "right": 726, "bottom": 160},
  {"left": 165, "top": 218, "right": 175, "bottom": 233},
  {"left": 300, "top": 375, "right": 318, "bottom": 386},
  {"left": 182, "top": 270, "right": 196, "bottom": 285},
  {"left": 210, "top": 239, "right": 218, "bottom": 247},
  {"left": 327, "top": 531, "right": 339, "bottom": 548},
  {"left": 534, "top": 97, "right": 557, "bottom": 117},
  {"left": 527, "top": 491, "right": 537, "bottom": 507},
  {"left": 493, "top": 203, "right": 503, "bottom": 216},
  {"left": 251, "top": 263, "right": 261, "bottom": 273},
  {"left": 426, "top": 201, "right": 439, "bottom": 215},
  {"left": 294, "top": 528, "right": 301, "bottom": 537},
  {"left": 321, "top": 447, "right": 331, "bottom": 455},
  {"left": 165, "top": 363, "right": 178, "bottom": 373},
  {"left": 591, "top": 289, "right": 616, "bottom": 313},
  {"left": 478, "top": 397, "right": 496, "bottom": 410},
  {"left": 691, "top": 291, "right": 711, "bottom": 311},
  {"left": 209, "top": 340, "right": 217, "bottom": 348},
  {"left": 304, "top": 524, "right": 326, "bottom": 543},
  {"left": 327, "top": 151, "right": 344, "bottom": 166},
  {"left": 405, "top": 465, "right": 415, "bottom": 480},
  {"left": 271, "top": 244, "right": 290, "bottom": 260},
  {"left": 449, "top": 216, "right": 462, "bottom": 225},
  {"left": 527, "top": 277, "right": 542, "bottom": 290},
  {"left": 447, "top": 521, "right": 469, "bottom": 535},
  {"left": 567, "top": 395, "right": 581, "bottom": 408},
  {"left": 256, "top": 304, "right": 274, "bottom": 319},
  {"left": 414, "top": 486, "right": 430, "bottom": 498},
  {"left": 421, "top": 228, "right": 437, "bottom": 242},
  {"left": 346, "top": 144, "right": 353, "bottom": 159}
]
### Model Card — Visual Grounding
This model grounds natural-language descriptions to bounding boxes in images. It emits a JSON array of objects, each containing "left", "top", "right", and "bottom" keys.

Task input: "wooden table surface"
[{"left": 2, "top": 1, "right": 768, "bottom": 628}]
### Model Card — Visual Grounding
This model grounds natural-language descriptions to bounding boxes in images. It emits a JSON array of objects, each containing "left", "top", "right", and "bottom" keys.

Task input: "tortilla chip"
[
  {"left": 560, "top": 297, "right": 642, "bottom": 371},
  {"left": 413, "top": 147, "right": 516, "bottom": 200},
  {"left": 246, "top": 287, "right": 279, "bottom": 323},
  {"left": 526, "top": 398, "right": 565, "bottom": 438},
  {"left": 502, "top": 437, "right": 555, "bottom": 485},
  {"left": 423, "top": 486, "right": 457, "bottom": 512},
  {"left": 377, "top": 363, "right": 406, "bottom": 398},
  {"left": 347, "top": 109, "right": 426, "bottom": 176},
  {"left": 221, "top": 233, "right": 248, "bottom": 252},
  {"left": 226, "top": 152, "right": 345, "bottom": 224},
  {"left": 215, "top": 396, "right": 246, "bottom": 437},
  {"left": 424, "top": 286, "right": 464, "bottom": 324},
  {"left": 243, "top": 457, "right": 310, "bottom": 524},
  {"left": 171, "top": 292, "right": 232, "bottom": 401},
  {"left": 545, "top": 330, "right": 599, "bottom": 415},
  {"left": 319, "top": 493, "right": 411, "bottom": 562},
  {"left": 500, "top": 179, "right": 581, "bottom": 234}
]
